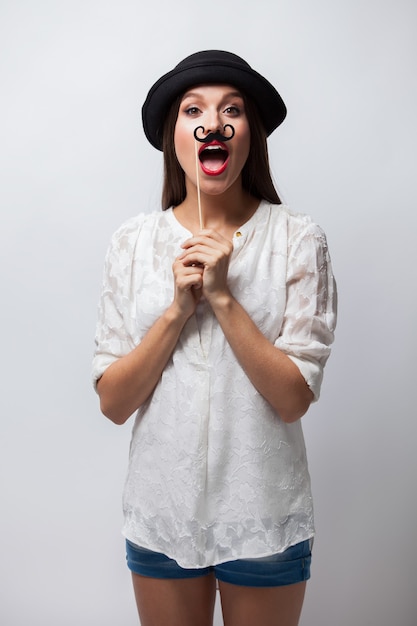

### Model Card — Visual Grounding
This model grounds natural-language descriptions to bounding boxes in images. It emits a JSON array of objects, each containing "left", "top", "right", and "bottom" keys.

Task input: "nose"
[{"left": 204, "top": 108, "right": 223, "bottom": 135}]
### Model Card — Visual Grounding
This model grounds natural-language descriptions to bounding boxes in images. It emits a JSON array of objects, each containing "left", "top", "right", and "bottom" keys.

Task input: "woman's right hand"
[{"left": 171, "top": 256, "right": 204, "bottom": 319}]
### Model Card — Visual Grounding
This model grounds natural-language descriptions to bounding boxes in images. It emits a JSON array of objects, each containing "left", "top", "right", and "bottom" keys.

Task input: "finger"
[
  {"left": 179, "top": 238, "right": 230, "bottom": 257},
  {"left": 173, "top": 263, "right": 204, "bottom": 284},
  {"left": 181, "top": 229, "right": 231, "bottom": 251},
  {"left": 179, "top": 247, "right": 225, "bottom": 268},
  {"left": 184, "top": 274, "right": 203, "bottom": 291}
]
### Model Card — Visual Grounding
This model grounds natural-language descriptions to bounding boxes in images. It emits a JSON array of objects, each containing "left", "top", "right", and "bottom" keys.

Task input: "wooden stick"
[{"left": 194, "top": 138, "right": 203, "bottom": 229}]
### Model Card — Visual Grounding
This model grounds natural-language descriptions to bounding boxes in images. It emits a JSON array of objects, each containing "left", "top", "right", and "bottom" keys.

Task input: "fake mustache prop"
[
  {"left": 193, "top": 124, "right": 235, "bottom": 230},
  {"left": 193, "top": 124, "right": 235, "bottom": 143}
]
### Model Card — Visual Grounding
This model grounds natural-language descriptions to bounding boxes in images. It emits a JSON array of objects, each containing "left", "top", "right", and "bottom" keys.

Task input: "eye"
[
  {"left": 224, "top": 105, "right": 241, "bottom": 116},
  {"left": 184, "top": 106, "right": 201, "bottom": 116}
]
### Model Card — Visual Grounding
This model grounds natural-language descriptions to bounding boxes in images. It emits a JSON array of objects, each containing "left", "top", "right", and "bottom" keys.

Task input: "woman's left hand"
[{"left": 178, "top": 229, "right": 233, "bottom": 304}]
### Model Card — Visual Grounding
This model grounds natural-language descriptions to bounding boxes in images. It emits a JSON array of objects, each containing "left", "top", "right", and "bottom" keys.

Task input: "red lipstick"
[{"left": 198, "top": 140, "right": 229, "bottom": 176}]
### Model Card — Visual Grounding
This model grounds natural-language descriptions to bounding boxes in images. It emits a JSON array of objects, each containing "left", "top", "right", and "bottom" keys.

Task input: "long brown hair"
[{"left": 161, "top": 92, "right": 281, "bottom": 210}]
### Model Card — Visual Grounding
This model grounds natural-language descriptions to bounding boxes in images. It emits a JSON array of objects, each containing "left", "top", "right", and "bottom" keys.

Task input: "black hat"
[{"left": 142, "top": 50, "right": 287, "bottom": 151}]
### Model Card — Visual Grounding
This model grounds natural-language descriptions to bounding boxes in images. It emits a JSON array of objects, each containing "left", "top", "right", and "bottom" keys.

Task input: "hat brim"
[{"left": 142, "top": 58, "right": 286, "bottom": 151}]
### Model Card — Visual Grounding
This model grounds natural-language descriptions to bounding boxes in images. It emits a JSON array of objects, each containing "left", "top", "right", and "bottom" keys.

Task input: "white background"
[{"left": 1, "top": 1, "right": 416, "bottom": 624}]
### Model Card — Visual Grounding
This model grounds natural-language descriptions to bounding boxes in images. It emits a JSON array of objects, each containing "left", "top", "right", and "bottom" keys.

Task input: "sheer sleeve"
[
  {"left": 92, "top": 217, "right": 142, "bottom": 390},
  {"left": 275, "top": 219, "right": 337, "bottom": 400}
]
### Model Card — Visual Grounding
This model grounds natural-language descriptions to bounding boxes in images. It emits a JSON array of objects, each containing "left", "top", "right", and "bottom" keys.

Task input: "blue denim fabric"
[{"left": 126, "top": 539, "right": 312, "bottom": 587}]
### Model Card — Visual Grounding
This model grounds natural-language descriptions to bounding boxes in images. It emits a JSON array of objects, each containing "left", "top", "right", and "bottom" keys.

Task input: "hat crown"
[{"left": 175, "top": 50, "right": 251, "bottom": 72}]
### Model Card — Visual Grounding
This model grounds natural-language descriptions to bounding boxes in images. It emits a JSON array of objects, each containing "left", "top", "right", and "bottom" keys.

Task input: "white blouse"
[{"left": 92, "top": 201, "right": 337, "bottom": 568}]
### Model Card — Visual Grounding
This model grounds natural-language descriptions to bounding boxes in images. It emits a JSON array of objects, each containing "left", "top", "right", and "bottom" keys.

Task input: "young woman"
[{"left": 93, "top": 50, "right": 337, "bottom": 626}]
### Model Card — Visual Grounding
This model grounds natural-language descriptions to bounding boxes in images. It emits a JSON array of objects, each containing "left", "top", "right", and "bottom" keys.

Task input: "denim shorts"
[{"left": 126, "top": 539, "right": 312, "bottom": 587}]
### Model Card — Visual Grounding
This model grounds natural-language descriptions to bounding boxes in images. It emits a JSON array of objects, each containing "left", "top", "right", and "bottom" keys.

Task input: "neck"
[{"left": 176, "top": 180, "right": 259, "bottom": 234}]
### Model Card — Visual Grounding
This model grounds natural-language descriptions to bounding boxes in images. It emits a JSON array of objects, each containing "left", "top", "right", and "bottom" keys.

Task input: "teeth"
[{"left": 204, "top": 145, "right": 222, "bottom": 151}]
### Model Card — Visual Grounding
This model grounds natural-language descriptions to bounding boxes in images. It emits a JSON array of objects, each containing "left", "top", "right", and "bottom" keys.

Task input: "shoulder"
[
  {"left": 261, "top": 201, "right": 326, "bottom": 241},
  {"left": 261, "top": 203, "right": 330, "bottom": 268},
  {"left": 267, "top": 202, "right": 319, "bottom": 230},
  {"left": 103, "top": 210, "right": 166, "bottom": 276},
  {"left": 107, "top": 209, "right": 174, "bottom": 256},
  {"left": 276, "top": 203, "right": 328, "bottom": 245},
  {"left": 109, "top": 210, "right": 163, "bottom": 245}
]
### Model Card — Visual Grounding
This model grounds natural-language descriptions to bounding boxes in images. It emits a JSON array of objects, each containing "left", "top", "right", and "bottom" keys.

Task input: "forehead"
[{"left": 181, "top": 84, "right": 244, "bottom": 100}]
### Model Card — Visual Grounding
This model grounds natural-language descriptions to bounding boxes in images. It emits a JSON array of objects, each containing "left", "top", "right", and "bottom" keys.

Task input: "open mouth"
[{"left": 198, "top": 141, "right": 229, "bottom": 176}]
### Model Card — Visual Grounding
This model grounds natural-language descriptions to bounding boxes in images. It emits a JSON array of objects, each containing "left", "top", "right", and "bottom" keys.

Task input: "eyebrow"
[{"left": 182, "top": 89, "right": 243, "bottom": 101}]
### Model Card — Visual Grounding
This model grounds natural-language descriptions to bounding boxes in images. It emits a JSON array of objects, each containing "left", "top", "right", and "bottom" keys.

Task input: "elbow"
[
  {"left": 275, "top": 388, "right": 314, "bottom": 424},
  {"left": 279, "top": 403, "right": 309, "bottom": 424},
  {"left": 96, "top": 377, "right": 132, "bottom": 425},
  {"left": 100, "top": 400, "right": 131, "bottom": 425}
]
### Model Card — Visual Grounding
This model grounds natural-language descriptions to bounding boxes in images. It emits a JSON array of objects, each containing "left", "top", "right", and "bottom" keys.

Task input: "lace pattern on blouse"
[{"left": 92, "top": 201, "right": 337, "bottom": 568}]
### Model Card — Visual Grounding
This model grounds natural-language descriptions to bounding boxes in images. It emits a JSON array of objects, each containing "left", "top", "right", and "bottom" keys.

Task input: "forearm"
[
  {"left": 210, "top": 292, "right": 313, "bottom": 423},
  {"left": 97, "top": 305, "right": 188, "bottom": 425}
]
